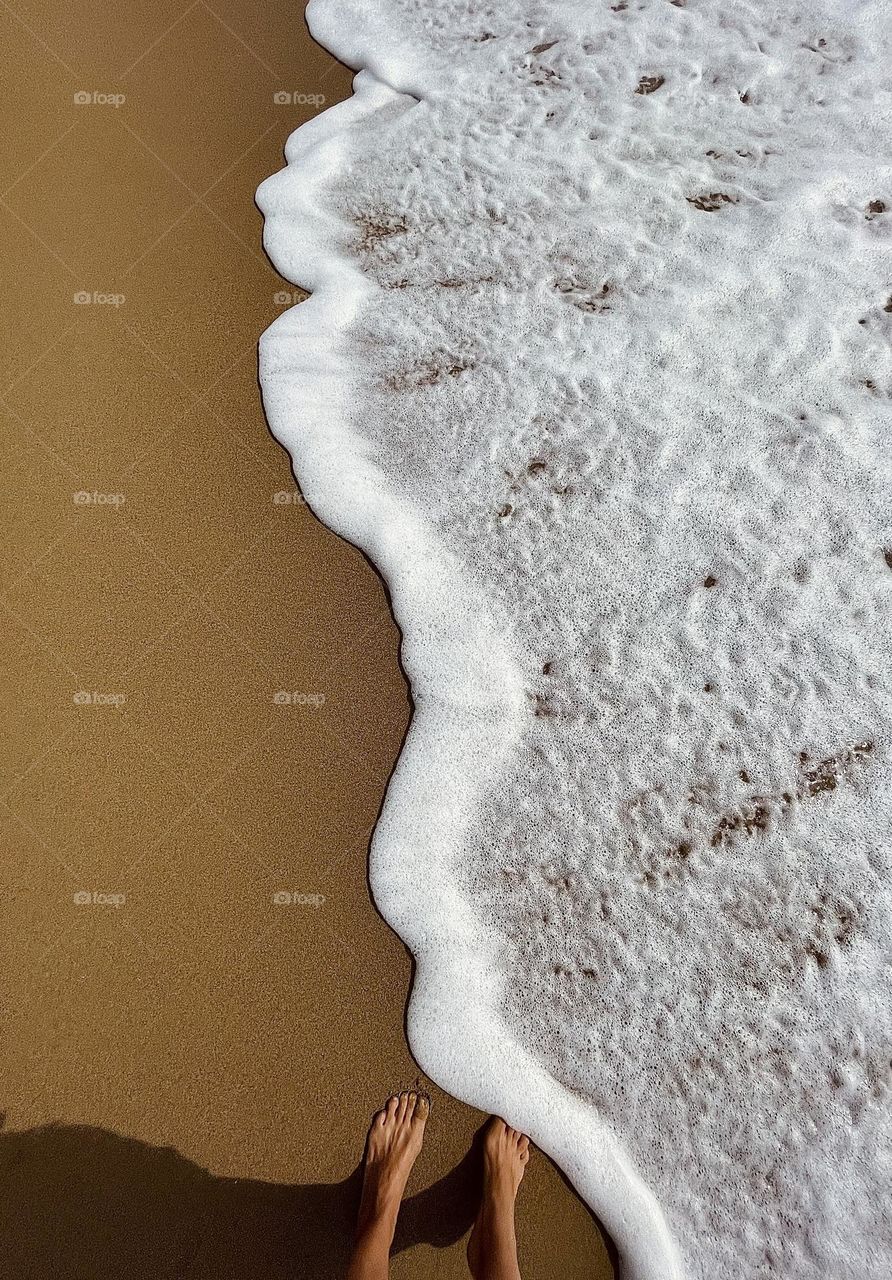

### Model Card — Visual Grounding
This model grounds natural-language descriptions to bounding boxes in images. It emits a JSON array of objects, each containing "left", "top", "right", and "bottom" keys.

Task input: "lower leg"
[
  {"left": 347, "top": 1091, "right": 429, "bottom": 1280},
  {"left": 467, "top": 1117, "right": 529, "bottom": 1280}
]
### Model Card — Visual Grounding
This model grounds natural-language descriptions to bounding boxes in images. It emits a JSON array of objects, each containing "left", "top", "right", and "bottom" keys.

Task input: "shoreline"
[
  {"left": 257, "top": 13, "right": 676, "bottom": 1278},
  {"left": 2, "top": 0, "right": 612, "bottom": 1274}
]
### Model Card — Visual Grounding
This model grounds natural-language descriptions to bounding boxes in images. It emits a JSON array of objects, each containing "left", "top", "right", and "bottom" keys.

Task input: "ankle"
[
  {"left": 355, "top": 1214, "right": 397, "bottom": 1262},
  {"left": 356, "top": 1183, "right": 400, "bottom": 1243},
  {"left": 483, "top": 1168, "right": 521, "bottom": 1205}
]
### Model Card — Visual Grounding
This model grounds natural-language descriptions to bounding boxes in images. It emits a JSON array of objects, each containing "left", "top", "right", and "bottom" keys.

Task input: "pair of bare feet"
[{"left": 346, "top": 1091, "right": 530, "bottom": 1280}]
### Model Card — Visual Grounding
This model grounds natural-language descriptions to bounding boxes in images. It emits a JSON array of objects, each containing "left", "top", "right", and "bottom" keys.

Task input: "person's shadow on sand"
[{"left": 0, "top": 1116, "right": 487, "bottom": 1279}]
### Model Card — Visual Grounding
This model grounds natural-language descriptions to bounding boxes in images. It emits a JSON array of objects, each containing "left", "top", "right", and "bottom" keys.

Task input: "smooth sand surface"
[{"left": 0, "top": 2, "right": 614, "bottom": 1275}]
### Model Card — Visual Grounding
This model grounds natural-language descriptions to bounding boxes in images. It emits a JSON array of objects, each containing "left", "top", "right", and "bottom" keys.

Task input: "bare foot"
[
  {"left": 481, "top": 1116, "right": 530, "bottom": 1198},
  {"left": 467, "top": 1117, "right": 530, "bottom": 1280},
  {"left": 355, "top": 1091, "right": 429, "bottom": 1245}
]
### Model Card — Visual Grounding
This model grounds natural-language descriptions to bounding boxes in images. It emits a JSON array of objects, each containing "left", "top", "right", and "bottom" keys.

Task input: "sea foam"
[{"left": 257, "top": 2, "right": 892, "bottom": 1275}]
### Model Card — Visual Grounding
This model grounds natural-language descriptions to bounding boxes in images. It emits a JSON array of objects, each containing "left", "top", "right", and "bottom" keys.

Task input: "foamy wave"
[{"left": 258, "top": 2, "right": 892, "bottom": 1275}]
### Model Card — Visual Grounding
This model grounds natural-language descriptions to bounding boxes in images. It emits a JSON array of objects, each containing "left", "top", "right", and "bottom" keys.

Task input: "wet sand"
[{"left": 0, "top": 2, "right": 613, "bottom": 1275}]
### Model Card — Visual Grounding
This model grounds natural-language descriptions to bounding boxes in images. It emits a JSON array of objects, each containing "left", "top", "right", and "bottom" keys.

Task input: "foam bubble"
[{"left": 258, "top": 1, "right": 892, "bottom": 1274}]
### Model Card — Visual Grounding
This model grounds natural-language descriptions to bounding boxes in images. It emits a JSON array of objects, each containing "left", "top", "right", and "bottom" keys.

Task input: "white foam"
[{"left": 258, "top": 2, "right": 892, "bottom": 1275}]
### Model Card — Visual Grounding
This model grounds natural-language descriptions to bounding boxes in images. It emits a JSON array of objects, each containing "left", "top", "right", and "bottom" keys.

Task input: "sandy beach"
[{"left": 0, "top": 2, "right": 613, "bottom": 1275}]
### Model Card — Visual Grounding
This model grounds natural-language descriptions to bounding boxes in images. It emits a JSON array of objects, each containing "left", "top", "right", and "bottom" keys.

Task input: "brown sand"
[{"left": 0, "top": 3, "right": 615, "bottom": 1276}]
